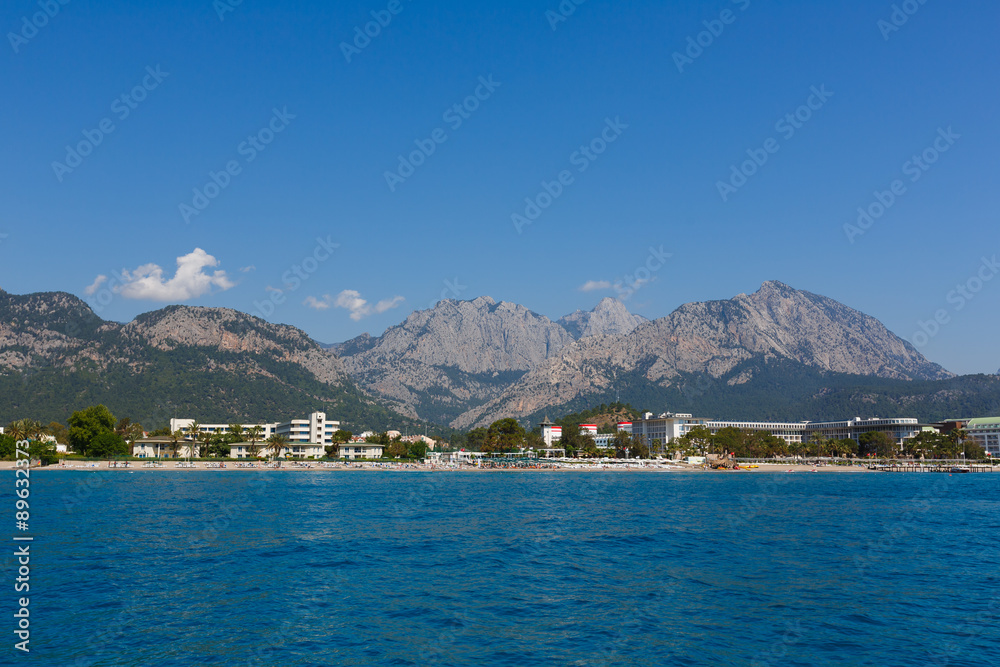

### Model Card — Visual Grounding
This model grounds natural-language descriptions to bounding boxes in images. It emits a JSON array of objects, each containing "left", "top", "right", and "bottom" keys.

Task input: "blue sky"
[{"left": 2, "top": 0, "right": 998, "bottom": 375}]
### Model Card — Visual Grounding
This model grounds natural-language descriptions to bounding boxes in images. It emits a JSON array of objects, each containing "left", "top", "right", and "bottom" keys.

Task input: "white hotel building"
[
  {"left": 170, "top": 411, "right": 340, "bottom": 455},
  {"left": 966, "top": 417, "right": 1000, "bottom": 457},
  {"left": 630, "top": 412, "right": 923, "bottom": 448}
]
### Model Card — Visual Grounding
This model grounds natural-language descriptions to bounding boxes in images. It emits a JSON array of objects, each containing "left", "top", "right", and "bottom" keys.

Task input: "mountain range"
[{"left": 2, "top": 283, "right": 998, "bottom": 431}]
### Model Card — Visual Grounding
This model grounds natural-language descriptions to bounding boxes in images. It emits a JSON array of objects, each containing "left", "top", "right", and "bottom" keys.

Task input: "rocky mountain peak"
[{"left": 558, "top": 297, "right": 646, "bottom": 339}]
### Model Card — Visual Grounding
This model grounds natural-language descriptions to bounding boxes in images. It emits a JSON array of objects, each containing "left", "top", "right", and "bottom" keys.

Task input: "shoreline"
[{"left": 10, "top": 461, "right": 876, "bottom": 474}]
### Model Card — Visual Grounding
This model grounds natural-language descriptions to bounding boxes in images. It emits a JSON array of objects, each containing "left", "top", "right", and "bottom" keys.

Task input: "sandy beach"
[{"left": 11, "top": 461, "right": 876, "bottom": 473}]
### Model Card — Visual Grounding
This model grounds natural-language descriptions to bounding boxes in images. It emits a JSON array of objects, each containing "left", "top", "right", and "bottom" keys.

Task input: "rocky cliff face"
[
  {"left": 0, "top": 290, "right": 368, "bottom": 426},
  {"left": 1, "top": 283, "right": 957, "bottom": 430},
  {"left": 558, "top": 298, "right": 647, "bottom": 339},
  {"left": 337, "top": 296, "right": 575, "bottom": 421},
  {"left": 451, "top": 281, "right": 953, "bottom": 428},
  {"left": 0, "top": 293, "right": 349, "bottom": 386}
]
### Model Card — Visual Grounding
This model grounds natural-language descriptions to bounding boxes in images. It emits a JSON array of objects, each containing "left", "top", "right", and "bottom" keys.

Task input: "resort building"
[
  {"left": 632, "top": 412, "right": 712, "bottom": 446},
  {"left": 340, "top": 442, "right": 385, "bottom": 460},
  {"left": 631, "top": 411, "right": 923, "bottom": 448},
  {"left": 170, "top": 411, "right": 340, "bottom": 446},
  {"left": 708, "top": 420, "right": 809, "bottom": 445},
  {"left": 966, "top": 417, "right": 1000, "bottom": 457},
  {"left": 133, "top": 436, "right": 183, "bottom": 458},
  {"left": 170, "top": 418, "right": 276, "bottom": 441},
  {"left": 803, "top": 417, "right": 922, "bottom": 445},
  {"left": 229, "top": 441, "right": 326, "bottom": 459},
  {"left": 540, "top": 419, "right": 562, "bottom": 447}
]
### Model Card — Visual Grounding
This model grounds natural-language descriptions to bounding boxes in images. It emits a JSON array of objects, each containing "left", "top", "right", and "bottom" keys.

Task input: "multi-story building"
[
  {"left": 170, "top": 418, "right": 277, "bottom": 442},
  {"left": 632, "top": 412, "right": 712, "bottom": 446},
  {"left": 708, "top": 420, "right": 809, "bottom": 445},
  {"left": 966, "top": 417, "right": 1000, "bottom": 456},
  {"left": 631, "top": 411, "right": 923, "bottom": 449},
  {"left": 540, "top": 419, "right": 562, "bottom": 447},
  {"left": 229, "top": 441, "right": 326, "bottom": 459},
  {"left": 804, "top": 418, "right": 922, "bottom": 445},
  {"left": 170, "top": 412, "right": 340, "bottom": 447},
  {"left": 340, "top": 443, "right": 385, "bottom": 460},
  {"left": 275, "top": 412, "right": 340, "bottom": 446}
]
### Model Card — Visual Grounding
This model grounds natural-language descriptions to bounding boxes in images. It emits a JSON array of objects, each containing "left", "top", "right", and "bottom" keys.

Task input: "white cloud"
[
  {"left": 332, "top": 290, "right": 405, "bottom": 321},
  {"left": 84, "top": 275, "right": 108, "bottom": 295},
  {"left": 303, "top": 295, "right": 334, "bottom": 310},
  {"left": 114, "top": 248, "right": 236, "bottom": 301},
  {"left": 579, "top": 280, "right": 612, "bottom": 292},
  {"left": 239, "top": 265, "right": 256, "bottom": 273},
  {"left": 265, "top": 285, "right": 284, "bottom": 295}
]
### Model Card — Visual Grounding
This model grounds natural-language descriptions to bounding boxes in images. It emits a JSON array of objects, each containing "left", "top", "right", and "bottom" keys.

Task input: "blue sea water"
[{"left": 9, "top": 470, "right": 1000, "bottom": 666}]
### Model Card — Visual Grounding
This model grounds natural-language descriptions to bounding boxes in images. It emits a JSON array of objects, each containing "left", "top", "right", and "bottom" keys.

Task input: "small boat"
[{"left": 949, "top": 467, "right": 971, "bottom": 474}]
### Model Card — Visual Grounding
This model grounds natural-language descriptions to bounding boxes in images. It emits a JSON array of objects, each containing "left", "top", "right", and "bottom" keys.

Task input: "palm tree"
[
  {"left": 186, "top": 422, "right": 202, "bottom": 459},
  {"left": 168, "top": 429, "right": 184, "bottom": 459},
  {"left": 28, "top": 420, "right": 44, "bottom": 443},
  {"left": 246, "top": 425, "right": 264, "bottom": 458},
  {"left": 7, "top": 419, "right": 30, "bottom": 442},
  {"left": 266, "top": 433, "right": 288, "bottom": 465},
  {"left": 227, "top": 423, "right": 244, "bottom": 446}
]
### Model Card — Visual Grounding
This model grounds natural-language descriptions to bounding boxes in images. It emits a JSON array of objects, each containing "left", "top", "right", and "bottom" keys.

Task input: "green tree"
[
  {"left": 859, "top": 431, "right": 897, "bottom": 459},
  {"left": 0, "top": 434, "right": 16, "bottom": 460},
  {"left": 227, "top": 423, "right": 245, "bottom": 445},
  {"left": 681, "top": 426, "right": 713, "bottom": 455},
  {"left": 168, "top": 429, "right": 185, "bottom": 459},
  {"left": 628, "top": 434, "right": 650, "bottom": 459},
  {"left": 7, "top": 419, "right": 42, "bottom": 443},
  {"left": 826, "top": 438, "right": 857, "bottom": 459},
  {"left": 484, "top": 418, "right": 526, "bottom": 454},
  {"left": 187, "top": 422, "right": 202, "bottom": 458},
  {"left": 386, "top": 441, "right": 407, "bottom": 458},
  {"left": 247, "top": 425, "right": 264, "bottom": 457},
  {"left": 904, "top": 431, "right": 942, "bottom": 459},
  {"left": 266, "top": 433, "right": 288, "bottom": 462},
  {"left": 407, "top": 440, "right": 429, "bottom": 459},
  {"left": 45, "top": 422, "right": 69, "bottom": 445},
  {"left": 332, "top": 429, "right": 353, "bottom": 444},
  {"left": 524, "top": 431, "right": 545, "bottom": 454},
  {"left": 713, "top": 427, "right": 745, "bottom": 457},
  {"left": 207, "top": 434, "right": 231, "bottom": 458},
  {"left": 29, "top": 439, "right": 59, "bottom": 465},
  {"left": 68, "top": 405, "right": 117, "bottom": 456},
  {"left": 465, "top": 427, "right": 489, "bottom": 451},
  {"left": 90, "top": 432, "right": 128, "bottom": 458}
]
